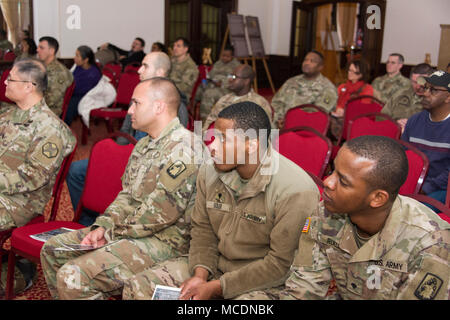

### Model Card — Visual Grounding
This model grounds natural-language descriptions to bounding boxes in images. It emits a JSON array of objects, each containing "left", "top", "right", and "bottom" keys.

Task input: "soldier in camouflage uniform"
[
  {"left": 0, "top": 58, "right": 76, "bottom": 231},
  {"left": 37, "top": 36, "right": 73, "bottom": 117},
  {"left": 203, "top": 64, "right": 273, "bottom": 131},
  {"left": 40, "top": 78, "right": 205, "bottom": 300},
  {"left": 196, "top": 46, "right": 241, "bottom": 120},
  {"left": 169, "top": 37, "right": 199, "bottom": 102},
  {"left": 121, "top": 102, "right": 319, "bottom": 300},
  {"left": 371, "top": 53, "right": 411, "bottom": 104},
  {"left": 0, "top": 30, "right": 13, "bottom": 52},
  {"left": 279, "top": 136, "right": 449, "bottom": 300},
  {"left": 381, "top": 63, "right": 435, "bottom": 131},
  {"left": 271, "top": 51, "right": 338, "bottom": 128}
]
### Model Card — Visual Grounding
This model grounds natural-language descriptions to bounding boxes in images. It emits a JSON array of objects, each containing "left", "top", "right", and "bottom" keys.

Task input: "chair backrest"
[
  {"left": 48, "top": 139, "right": 78, "bottom": 221},
  {"left": 104, "top": 62, "right": 122, "bottom": 77},
  {"left": 123, "top": 62, "right": 141, "bottom": 73},
  {"left": 339, "top": 95, "right": 383, "bottom": 143},
  {"left": 347, "top": 112, "right": 401, "bottom": 140},
  {"left": 114, "top": 70, "right": 140, "bottom": 107},
  {"left": 397, "top": 139, "right": 429, "bottom": 195},
  {"left": 3, "top": 50, "right": 16, "bottom": 61},
  {"left": 276, "top": 126, "right": 332, "bottom": 178},
  {"left": 0, "top": 68, "right": 14, "bottom": 104},
  {"left": 74, "top": 133, "right": 136, "bottom": 221},
  {"left": 204, "top": 121, "right": 215, "bottom": 146},
  {"left": 102, "top": 66, "right": 119, "bottom": 88},
  {"left": 190, "top": 65, "right": 212, "bottom": 105},
  {"left": 405, "top": 193, "right": 450, "bottom": 222},
  {"left": 60, "top": 82, "right": 76, "bottom": 121},
  {"left": 283, "top": 104, "right": 330, "bottom": 135}
]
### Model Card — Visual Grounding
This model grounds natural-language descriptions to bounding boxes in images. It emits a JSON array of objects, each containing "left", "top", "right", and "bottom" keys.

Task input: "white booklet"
[
  {"left": 152, "top": 285, "right": 181, "bottom": 300},
  {"left": 30, "top": 227, "right": 75, "bottom": 242}
]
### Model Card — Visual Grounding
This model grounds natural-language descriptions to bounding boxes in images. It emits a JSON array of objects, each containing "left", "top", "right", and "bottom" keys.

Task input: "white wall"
[
  {"left": 382, "top": 0, "right": 450, "bottom": 65},
  {"left": 34, "top": 0, "right": 165, "bottom": 58}
]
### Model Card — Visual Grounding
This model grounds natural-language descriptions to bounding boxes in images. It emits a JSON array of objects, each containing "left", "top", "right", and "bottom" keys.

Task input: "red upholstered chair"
[
  {"left": 204, "top": 121, "right": 215, "bottom": 147},
  {"left": 347, "top": 112, "right": 401, "bottom": 140},
  {"left": 5, "top": 133, "right": 136, "bottom": 299},
  {"left": 81, "top": 70, "right": 140, "bottom": 145},
  {"left": 276, "top": 126, "right": 332, "bottom": 179},
  {"left": 103, "top": 62, "right": 122, "bottom": 78},
  {"left": 191, "top": 64, "right": 213, "bottom": 120},
  {"left": 102, "top": 66, "right": 120, "bottom": 88},
  {"left": 0, "top": 138, "right": 77, "bottom": 282},
  {"left": 397, "top": 140, "right": 429, "bottom": 195},
  {"left": 60, "top": 82, "right": 76, "bottom": 122},
  {"left": 123, "top": 62, "right": 141, "bottom": 73},
  {"left": 3, "top": 50, "right": 16, "bottom": 61},
  {"left": 283, "top": 104, "right": 330, "bottom": 135},
  {"left": 405, "top": 193, "right": 450, "bottom": 223},
  {"left": 306, "top": 171, "right": 324, "bottom": 199},
  {"left": 0, "top": 68, "right": 14, "bottom": 104}
]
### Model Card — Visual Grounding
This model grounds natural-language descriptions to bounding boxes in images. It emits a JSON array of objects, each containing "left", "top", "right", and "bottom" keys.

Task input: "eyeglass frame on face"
[
  {"left": 423, "top": 84, "right": 448, "bottom": 95},
  {"left": 6, "top": 75, "right": 36, "bottom": 86}
]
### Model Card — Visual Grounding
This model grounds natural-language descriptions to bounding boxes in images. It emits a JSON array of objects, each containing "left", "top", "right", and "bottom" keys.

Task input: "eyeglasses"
[
  {"left": 6, "top": 75, "right": 36, "bottom": 86},
  {"left": 423, "top": 85, "right": 448, "bottom": 95},
  {"left": 227, "top": 74, "right": 247, "bottom": 80}
]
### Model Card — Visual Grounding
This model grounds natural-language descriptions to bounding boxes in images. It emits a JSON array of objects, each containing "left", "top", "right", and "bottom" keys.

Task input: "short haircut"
[
  {"left": 150, "top": 52, "right": 171, "bottom": 77},
  {"left": 175, "top": 37, "right": 190, "bottom": 51},
  {"left": 309, "top": 50, "right": 324, "bottom": 64},
  {"left": 152, "top": 42, "right": 167, "bottom": 53},
  {"left": 218, "top": 101, "right": 271, "bottom": 144},
  {"left": 223, "top": 45, "right": 234, "bottom": 54},
  {"left": 389, "top": 53, "right": 404, "bottom": 64},
  {"left": 238, "top": 64, "right": 255, "bottom": 81},
  {"left": 39, "top": 36, "right": 59, "bottom": 54},
  {"left": 410, "top": 63, "right": 435, "bottom": 77},
  {"left": 348, "top": 59, "right": 370, "bottom": 83},
  {"left": 344, "top": 135, "right": 408, "bottom": 201},
  {"left": 13, "top": 57, "right": 48, "bottom": 94},
  {"left": 135, "top": 37, "right": 145, "bottom": 48},
  {"left": 143, "top": 77, "right": 180, "bottom": 114}
]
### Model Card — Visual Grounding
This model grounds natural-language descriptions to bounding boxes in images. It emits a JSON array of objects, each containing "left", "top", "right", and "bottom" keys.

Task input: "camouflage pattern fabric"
[
  {"left": 0, "top": 39, "right": 13, "bottom": 52},
  {"left": 280, "top": 196, "right": 450, "bottom": 300},
  {"left": 271, "top": 73, "right": 338, "bottom": 121},
  {"left": 202, "top": 89, "right": 274, "bottom": 131},
  {"left": 0, "top": 99, "right": 76, "bottom": 230},
  {"left": 169, "top": 55, "right": 199, "bottom": 102},
  {"left": 40, "top": 117, "right": 204, "bottom": 299},
  {"left": 196, "top": 58, "right": 241, "bottom": 120},
  {"left": 371, "top": 73, "right": 411, "bottom": 104},
  {"left": 44, "top": 59, "right": 73, "bottom": 117},
  {"left": 381, "top": 85, "right": 423, "bottom": 120}
]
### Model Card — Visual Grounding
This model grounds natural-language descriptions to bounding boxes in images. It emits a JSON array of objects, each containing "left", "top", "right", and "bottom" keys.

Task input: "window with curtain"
[
  {"left": 200, "top": 3, "right": 219, "bottom": 60},
  {"left": 168, "top": 1, "right": 190, "bottom": 45},
  {"left": 0, "top": 0, "right": 32, "bottom": 46}
]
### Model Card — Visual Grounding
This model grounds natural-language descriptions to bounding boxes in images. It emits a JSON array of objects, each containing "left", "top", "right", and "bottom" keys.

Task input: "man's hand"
[
  {"left": 179, "top": 275, "right": 207, "bottom": 300},
  {"left": 331, "top": 108, "right": 344, "bottom": 118},
  {"left": 180, "top": 280, "right": 222, "bottom": 300},
  {"left": 100, "top": 43, "right": 109, "bottom": 50},
  {"left": 397, "top": 118, "right": 408, "bottom": 133},
  {"left": 80, "top": 227, "right": 107, "bottom": 248}
]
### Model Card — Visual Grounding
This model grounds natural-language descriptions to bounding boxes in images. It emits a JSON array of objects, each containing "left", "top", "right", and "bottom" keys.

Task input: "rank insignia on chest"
[
  {"left": 167, "top": 160, "right": 186, "bottom": 179},
  {"left": 42, "top": 142, "right": 59, "bottom": 159},
  {"left": 302, "top": 217, "right": 311, "bottom": 233},
  {"left": 414, "top": 273, "right": 443, "bottom": 300},
  {"left": 214, "top": 192, "right": 225, "bottom": 203}
]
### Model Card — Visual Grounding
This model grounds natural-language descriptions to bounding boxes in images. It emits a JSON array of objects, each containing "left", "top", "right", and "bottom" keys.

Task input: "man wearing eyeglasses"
[
  {"left": 401, "top": 70, "right": 450, "bottom": 208},
  {"left": 381, "top": 63, "right": 435, "bottom": 132},
  {"left": 202, "top": 64, "right": 273, "bottom": 131},
  {"left": 0, "top": 58, "right": 76, "bottom": 294},
  {"left": 371, "top": 53, "right": 411, "bottom": 104}
]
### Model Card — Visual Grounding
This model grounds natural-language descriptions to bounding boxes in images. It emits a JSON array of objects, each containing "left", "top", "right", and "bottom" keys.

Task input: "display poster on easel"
[
  {"left": 227, "top": 13, "right": 250, "bottom": 58},
  {"left": 245, "top": 16, "right": 265, "bottom": 58}
]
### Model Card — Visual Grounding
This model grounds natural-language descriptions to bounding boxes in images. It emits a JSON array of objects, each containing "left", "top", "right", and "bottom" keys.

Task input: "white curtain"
[
  {"left": 336, "top": 2, "right": 358, "bottom": 50},
  {"left": 0, "top": 0, "right": 30, "bottom": 46}
]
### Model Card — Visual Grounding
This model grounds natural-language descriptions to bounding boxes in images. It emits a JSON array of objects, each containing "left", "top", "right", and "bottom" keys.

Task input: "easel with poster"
[{"left": 221, "top": 13, "right": 275, "bottom": 94}]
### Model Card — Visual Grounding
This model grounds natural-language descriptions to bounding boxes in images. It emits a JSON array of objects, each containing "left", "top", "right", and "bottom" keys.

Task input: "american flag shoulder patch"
[{"left": 302, "top": 217, "right": 311, "bottom": 233}]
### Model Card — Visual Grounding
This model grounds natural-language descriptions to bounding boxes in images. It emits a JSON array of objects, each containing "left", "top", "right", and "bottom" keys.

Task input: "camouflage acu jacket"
[
  {"left": 169, "top": 55, "right": 199, "bottom": 102},
  {"left": 45, "top": 59, "right": 73, "bottom": 116},
  {"left": 371, "top": 72, "right": 411, "bottom": 104},
  {"left": 381, "top": 86, "right": 423, "bottom": 120},
  {"left": 93, "top": 117, "right": 205, "bottom": 254},
  {"left": 0, "top": 100, "right": 76, "bottom": 226},
  {"left": 282, "top": 196, "right": 450, "bottom": 300}
]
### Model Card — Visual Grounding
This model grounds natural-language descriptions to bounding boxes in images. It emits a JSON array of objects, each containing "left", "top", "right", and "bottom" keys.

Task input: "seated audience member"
[
  {"left": 16, "top": 37, "right": 37, "bottom": 60},
  {"left": 0, "top": 58, "right": 76, "bottom": 293},
  {"left": 0, "top": 29, "right": 13, "bottom": 52},
  {"left": 37, "top": 36, "right": 74, "bottom": 117},
  {"left": 280, "top": 135, "right": 449, "bottom": 300},
  {"left": 41, "top": 77, "right": 204, "bottom": 300},
  {"left": 401, "top": 70, "right": 450, "bottom": 207},
  {"left": 371, "top": 53, "right": 411, "bottom": 104},
  {"left": 65, "top": 45, "right": 102, "bottom": 125},
  {"left": 168, "top": 37, "right": 199, "bottom": 102},
  {"left": 382, "top": 63, "right": 435, "bottom": 131},
  {"left": 66, "top": 51, "right": 189, "bottom": 227},
  {"left": 271, "top": 50, "right": 338, "bottom": 128},
  {"left": 100, "top": 37, "right": 145, "bottom": 69},
  {"left": 330, "top": 59, "right": 373, "bottom": 139},
  {"left": 121, "top": 101, "right": 320, "bottom": 300},
  {"left": 13, "top": 29, "right": 30, "bottom": 56},
  {"left": 196, "top": 45, "right": 241, "bottom": 120},
  {"left": 151, "top": 42, "right": 167, "bottom": 54},
  {"left": 203, "top": 64, "right": 273, "bottom": 131}
]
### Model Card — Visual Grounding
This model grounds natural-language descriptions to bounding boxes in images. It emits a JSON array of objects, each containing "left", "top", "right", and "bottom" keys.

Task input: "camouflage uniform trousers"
[
  {"left": 122, "top": 256, "right": 284, "bottom": 300},
  {"left": 199, "top": 86, "right": 230, "bottom": 121},
  {"left": 0, "top": 200, "right": 18, "bottom": 231},
  {"left": 40, "top": 227, "right": 183, "bottom": 300}
]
